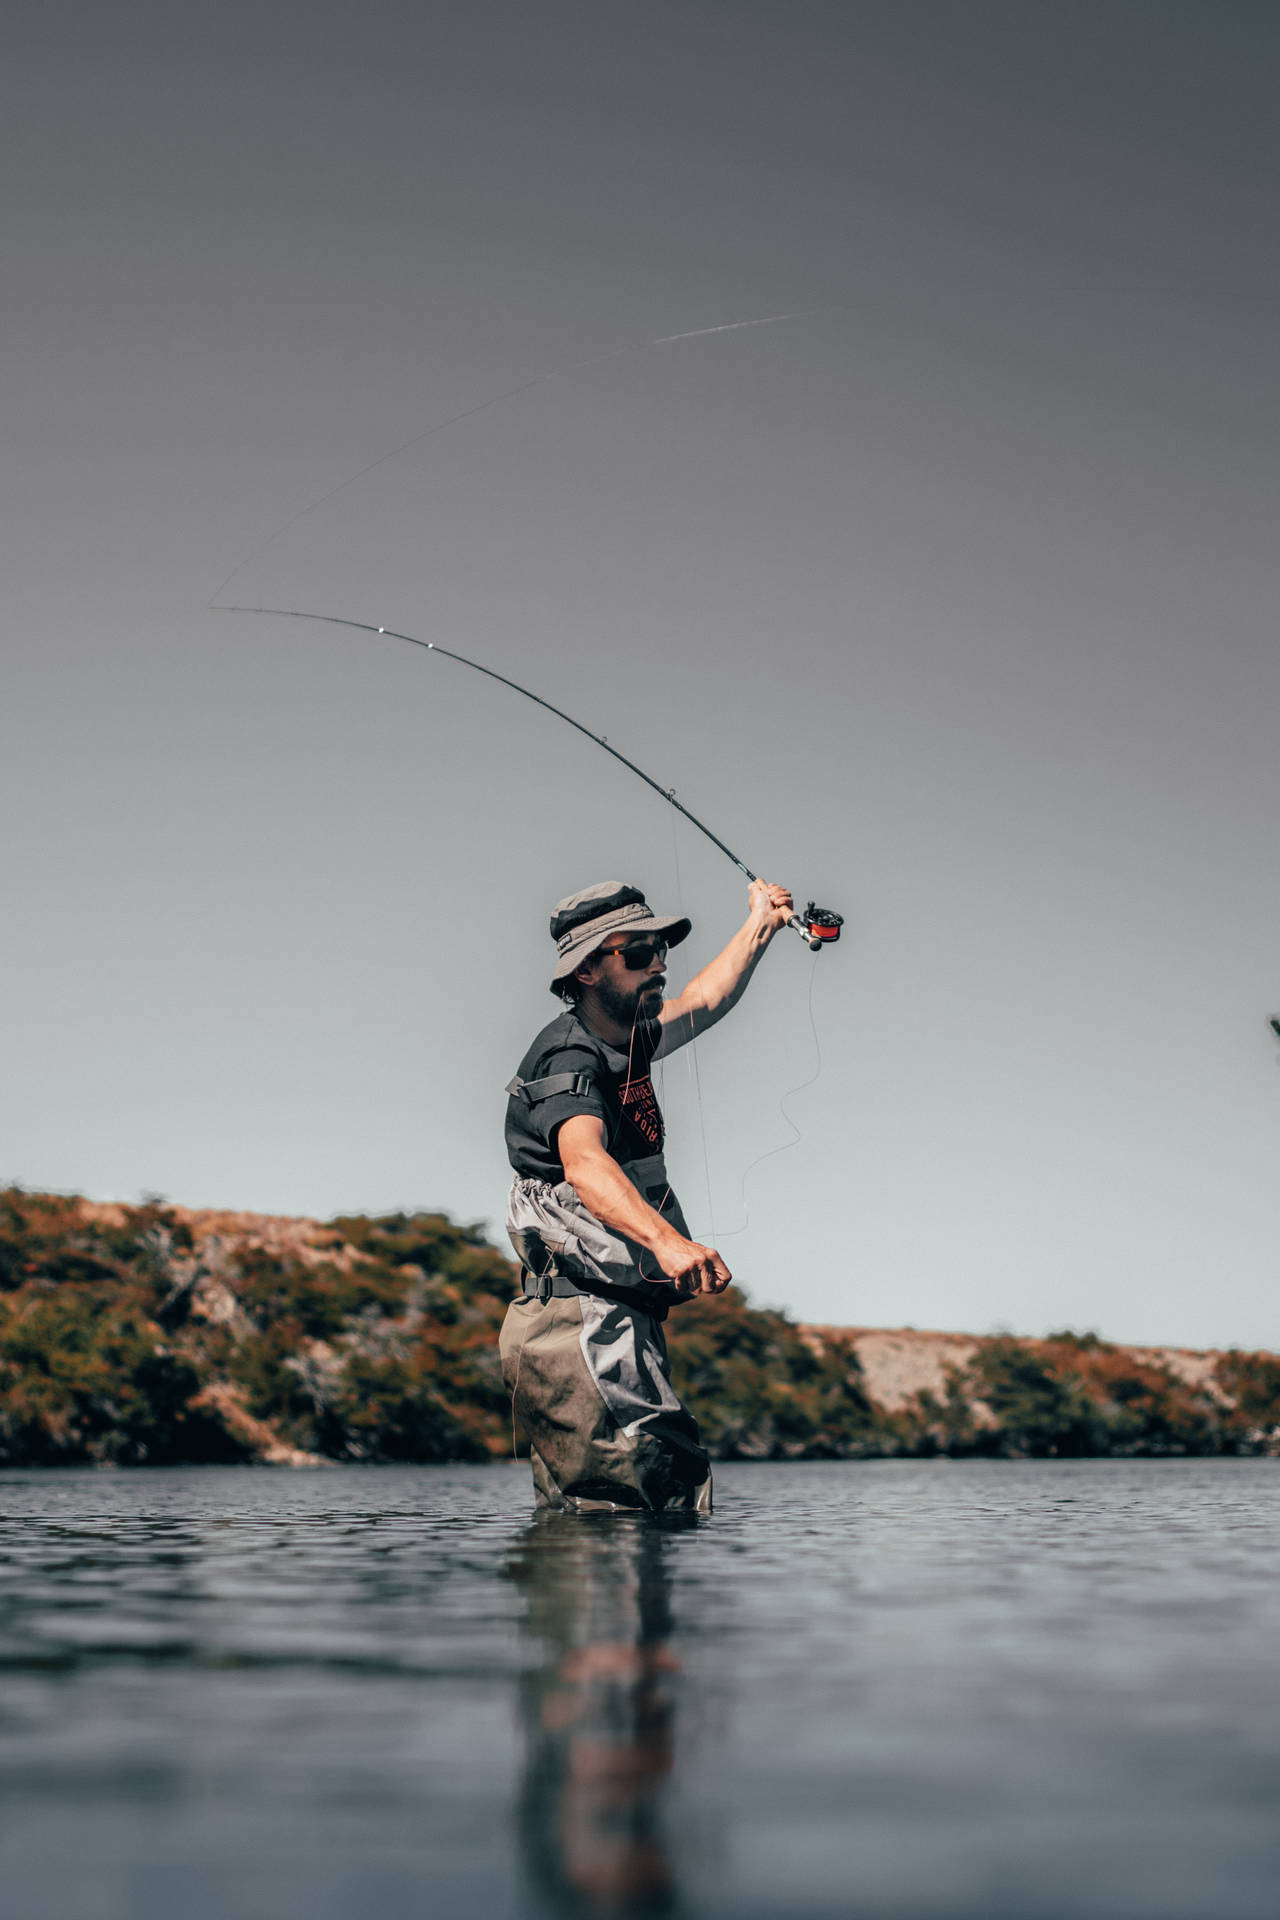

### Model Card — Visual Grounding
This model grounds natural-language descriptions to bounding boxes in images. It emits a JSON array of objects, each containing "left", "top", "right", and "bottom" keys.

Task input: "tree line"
[{"left": 1, "top": 1188, "right": 1277, "bottom": 1466}]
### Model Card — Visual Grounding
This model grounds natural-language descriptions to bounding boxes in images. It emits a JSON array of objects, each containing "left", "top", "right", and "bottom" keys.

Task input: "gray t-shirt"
[{"left": 505, "top": 1009, "right": 665, "bottom": 1183}]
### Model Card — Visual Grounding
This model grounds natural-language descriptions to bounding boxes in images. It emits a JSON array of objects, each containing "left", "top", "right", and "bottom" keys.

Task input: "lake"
[{"left": 1, "top": 1459, "right": 1277, "bottom": 1918}]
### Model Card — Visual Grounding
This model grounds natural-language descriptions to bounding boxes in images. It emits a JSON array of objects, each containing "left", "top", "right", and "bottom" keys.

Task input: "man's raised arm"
[{"left": 656, "top": 879, "right": 794, "bottom": 1056}]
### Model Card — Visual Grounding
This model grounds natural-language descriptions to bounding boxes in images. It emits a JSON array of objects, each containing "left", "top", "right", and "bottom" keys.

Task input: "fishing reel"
[{"left": 791, "top": 902, "right": 844, "bottom": 952}]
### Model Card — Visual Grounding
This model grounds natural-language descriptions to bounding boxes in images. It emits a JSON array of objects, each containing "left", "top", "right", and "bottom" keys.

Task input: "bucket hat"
[{"left": 549, "top": 882, "right": 691, "bottom": 988}]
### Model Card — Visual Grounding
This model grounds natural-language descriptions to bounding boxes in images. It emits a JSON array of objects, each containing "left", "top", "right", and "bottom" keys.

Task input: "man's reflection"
[{"left": 508, "top": 1512, "right": 696, "bottom": 1916}]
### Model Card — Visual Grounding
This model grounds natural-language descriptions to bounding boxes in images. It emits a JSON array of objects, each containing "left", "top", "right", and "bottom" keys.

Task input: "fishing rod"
[{"left": 220, "top": 606, "right": 844, "bottom": 951}]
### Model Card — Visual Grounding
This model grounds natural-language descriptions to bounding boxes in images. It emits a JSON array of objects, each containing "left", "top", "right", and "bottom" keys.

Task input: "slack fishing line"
[
  {"left": 663, "top": 811, "right": 823, "bottom": 1247},
  {"left": 711, "top": 954, "right": 825, "bottom": 1241}
]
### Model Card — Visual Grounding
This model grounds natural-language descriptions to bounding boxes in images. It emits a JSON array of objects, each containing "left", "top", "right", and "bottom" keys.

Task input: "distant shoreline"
[{"left": 3, "top": 1189, "right": 1278, "bottom": 1467}]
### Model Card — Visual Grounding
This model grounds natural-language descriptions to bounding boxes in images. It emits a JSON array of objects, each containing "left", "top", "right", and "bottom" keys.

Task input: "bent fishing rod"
[{"left": 220, "top": 606, "right": 844, "bottom": 951}]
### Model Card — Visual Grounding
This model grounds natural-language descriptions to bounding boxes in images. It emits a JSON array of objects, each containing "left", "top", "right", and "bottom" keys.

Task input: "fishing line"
[
  {"left": 713, "top": 951, "right": 824, "bottom": 1241},
  {"left": 211, "top": 283, "right": 1184, "bottom": 614},
  {"left": 209, "top": 309, "right": 815, "bottom": 612},
  {"left": 668, "top": 811, "right": 717, "bottom": 1249},
  {"left": 685, "top": 1012, "right": 716, "bottom": 1246},
  {"left": 664, "top": 808, "right": 826, "bottom": 1256},
  {"left": 623, "top": 988, "right": 677, "bottom": 1284}
]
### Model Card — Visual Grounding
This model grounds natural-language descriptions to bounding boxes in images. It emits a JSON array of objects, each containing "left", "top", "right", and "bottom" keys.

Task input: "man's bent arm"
[
  {"left": 557, "top": 1115, "right": 730, "bottom": 1293},
  {"left": 657, "top": 879, "right": 793, "bottom": 1055}
]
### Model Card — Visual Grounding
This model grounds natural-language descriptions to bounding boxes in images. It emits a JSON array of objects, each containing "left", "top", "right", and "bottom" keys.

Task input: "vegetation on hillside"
[
  {"left": 0, "top": 1190, "right": 512, "bottom": 1466},
  {"left": 1, "top": 1188, "right": 1277, "bottom": 1466},
  {"left": 897, "top": 1333, "right": 1255, "bottom": 1458},
  {"left": 666, "top": 1291, "right": 879, "bottom": 1458}
]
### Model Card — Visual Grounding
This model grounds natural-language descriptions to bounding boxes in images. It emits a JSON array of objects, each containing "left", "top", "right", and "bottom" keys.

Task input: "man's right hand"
[
  {"left": 558, "top": 1115, "right": 732, "bottom": 1296},
  {"left": 654, "top": 1234, "right": 732, "bottom": 1295}
]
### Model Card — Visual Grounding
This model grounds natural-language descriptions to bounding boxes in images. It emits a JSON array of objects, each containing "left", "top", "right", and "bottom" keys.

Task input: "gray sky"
[{"left": 4, "top": 1, "right": 1278, "bottom": 1348}]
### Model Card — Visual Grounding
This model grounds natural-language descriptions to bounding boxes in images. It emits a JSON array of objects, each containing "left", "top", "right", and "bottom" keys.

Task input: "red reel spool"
[{"left": 803, "top": 903, "right": 843, "bottom": 944}]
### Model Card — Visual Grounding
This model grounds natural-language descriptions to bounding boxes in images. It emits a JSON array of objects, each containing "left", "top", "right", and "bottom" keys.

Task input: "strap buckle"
[
  {"left": 522, "top": 1264, "right": 555, "bottom": 1304},
  {"left": 506, "top": 1070, "right": 594, "bottom": 1103}
]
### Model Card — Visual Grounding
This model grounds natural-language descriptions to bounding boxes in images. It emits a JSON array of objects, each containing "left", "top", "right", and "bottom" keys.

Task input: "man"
[{"left": 501, "top": 876, "right": 795, "bottom": 1513}]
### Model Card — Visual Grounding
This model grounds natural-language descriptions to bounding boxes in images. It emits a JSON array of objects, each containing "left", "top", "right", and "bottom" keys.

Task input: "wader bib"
[{"left": 502, "top": 1079, "right": 711, "bottom": 1513}]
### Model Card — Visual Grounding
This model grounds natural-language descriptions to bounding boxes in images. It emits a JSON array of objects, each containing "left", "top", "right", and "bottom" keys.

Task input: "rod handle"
[{"left": 786, "top": 915, "right": 823, "bottom": 951}]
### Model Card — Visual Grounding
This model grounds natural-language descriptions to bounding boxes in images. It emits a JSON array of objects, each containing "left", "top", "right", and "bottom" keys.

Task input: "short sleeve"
[{"left": 521, "top": 1043, "right": 610, "bottom": 1157}]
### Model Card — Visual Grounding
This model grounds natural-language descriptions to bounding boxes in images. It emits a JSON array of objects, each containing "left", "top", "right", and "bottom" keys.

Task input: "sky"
[{"left": 3, "top": 1, "right": 1278, "bottom": 1349}]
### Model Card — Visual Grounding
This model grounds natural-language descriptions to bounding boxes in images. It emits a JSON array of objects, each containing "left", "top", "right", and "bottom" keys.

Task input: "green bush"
[
  {"left": 667, "top": 1288, "right": 881, "bottom": 1459},
  {"left": 1216, "top": 1350, "right": 1280, "bottom": 1449},
  {"left": 0, "top": 1283, "right": 245, "bottom": 1465},
  {"left": 967, "top": 1338, "right": 1109, "bottom": 1457}
]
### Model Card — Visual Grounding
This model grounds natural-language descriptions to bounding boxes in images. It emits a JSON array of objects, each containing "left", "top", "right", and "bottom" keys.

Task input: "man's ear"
[{"left": 573, "top": 954, "right": 600, "bottom": 991}]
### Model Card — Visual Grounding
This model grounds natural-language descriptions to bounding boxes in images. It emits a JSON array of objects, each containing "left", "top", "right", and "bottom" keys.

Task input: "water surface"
[{"left": 1, "top": 1460, "right": 1277, "bottom": 1918}]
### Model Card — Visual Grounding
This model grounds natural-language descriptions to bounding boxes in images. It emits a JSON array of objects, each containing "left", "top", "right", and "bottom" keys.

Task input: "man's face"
[{"left": 582, "top": 936, "right": 668, "bottom": 1028}]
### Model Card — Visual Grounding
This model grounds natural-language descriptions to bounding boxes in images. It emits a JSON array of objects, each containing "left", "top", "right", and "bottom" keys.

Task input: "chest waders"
[{"left": 500, "top": 1068, "right": 712, "bottom": 1514}]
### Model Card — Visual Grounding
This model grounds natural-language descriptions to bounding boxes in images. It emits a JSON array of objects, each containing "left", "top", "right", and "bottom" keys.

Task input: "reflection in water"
[{"left": 509, "top": 1513, "right": 698, "bottom": 1917}]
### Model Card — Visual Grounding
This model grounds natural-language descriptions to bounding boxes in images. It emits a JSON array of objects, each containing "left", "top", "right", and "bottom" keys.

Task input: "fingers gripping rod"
[{"left": 220, "top": 607, "right": 841, "bottom": 949}]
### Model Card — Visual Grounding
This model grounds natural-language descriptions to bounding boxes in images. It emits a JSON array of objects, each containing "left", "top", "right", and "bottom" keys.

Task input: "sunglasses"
[{"left": 600, "top": 938, "right": 668, "bottom": 971}]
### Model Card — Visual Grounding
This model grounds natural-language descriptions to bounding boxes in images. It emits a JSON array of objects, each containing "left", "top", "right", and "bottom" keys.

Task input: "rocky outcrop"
[{"left": 802, "top": 1326, "right": 982, "bottom": 1412}]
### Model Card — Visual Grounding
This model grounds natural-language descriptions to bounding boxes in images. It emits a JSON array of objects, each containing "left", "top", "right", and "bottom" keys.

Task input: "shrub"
[{"left": 667, "top": 1288, "right": 881, "bottom": 1459}]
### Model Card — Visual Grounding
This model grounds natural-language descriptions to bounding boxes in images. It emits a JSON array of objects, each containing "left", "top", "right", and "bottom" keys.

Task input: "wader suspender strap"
[{"left": 505, "top": 1070, "right": 595, "bottom": 1104}]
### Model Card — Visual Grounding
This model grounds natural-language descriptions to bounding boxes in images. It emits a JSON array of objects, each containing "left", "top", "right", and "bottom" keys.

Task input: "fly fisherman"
[{"left": 501, "top": 877, "right": 795, "bottom": 1513}]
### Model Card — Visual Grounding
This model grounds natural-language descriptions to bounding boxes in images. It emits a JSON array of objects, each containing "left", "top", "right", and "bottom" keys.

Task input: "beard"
[{"left": 596, "top": 975, "right": 663, "bottom": 1030}]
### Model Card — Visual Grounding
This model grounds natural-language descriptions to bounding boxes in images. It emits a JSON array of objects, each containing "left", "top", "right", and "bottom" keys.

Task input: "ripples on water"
[{"left": 1, "top": 1460, "right": 1277, "bottom": 1919}]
